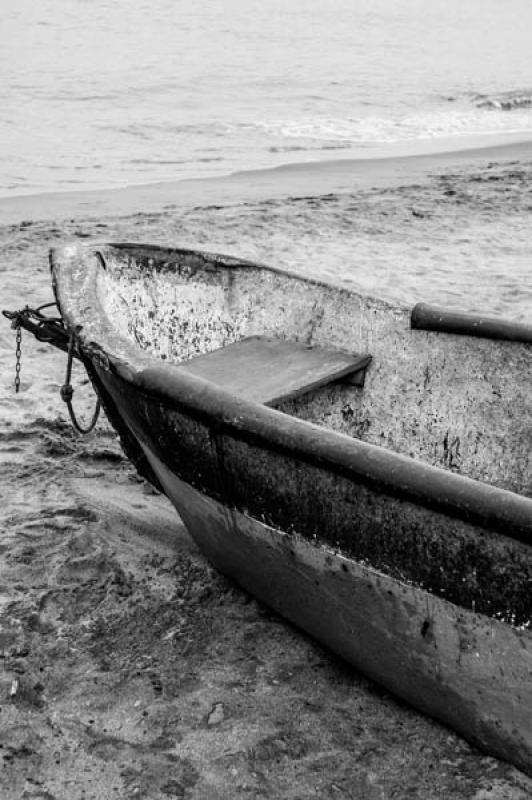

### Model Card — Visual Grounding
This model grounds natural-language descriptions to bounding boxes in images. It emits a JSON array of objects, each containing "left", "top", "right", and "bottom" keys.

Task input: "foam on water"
[{"left": 251, "top": 106, "right": 532, "bottom": 146}]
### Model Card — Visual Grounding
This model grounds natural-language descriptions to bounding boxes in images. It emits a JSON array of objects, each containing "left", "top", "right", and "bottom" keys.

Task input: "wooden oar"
[{"left": 411, "top": 302, "right": 532, "bottom": 343}]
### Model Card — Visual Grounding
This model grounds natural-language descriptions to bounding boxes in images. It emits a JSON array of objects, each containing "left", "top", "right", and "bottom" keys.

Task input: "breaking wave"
[
  {"left": 474, "top": 90, "right": 532, "bottom": 111},
  {"left": 249, "top": 108, "right": 532, "bottom": 147}
]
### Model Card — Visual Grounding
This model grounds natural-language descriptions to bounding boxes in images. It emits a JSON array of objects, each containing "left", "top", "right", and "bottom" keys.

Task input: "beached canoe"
[{"left": 48, "top": 242, "right": 531, "bottom": 772}]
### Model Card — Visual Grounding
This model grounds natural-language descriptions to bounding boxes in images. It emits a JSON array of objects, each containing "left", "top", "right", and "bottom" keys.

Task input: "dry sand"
[{"left": 1, "top": 145, "right": 532, "bottom": 799}]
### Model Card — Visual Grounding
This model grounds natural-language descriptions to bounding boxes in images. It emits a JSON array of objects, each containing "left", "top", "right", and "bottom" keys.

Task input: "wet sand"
[
  {"left": 1, "top": 146, "right": 531, "bottom": 799},
  {"left": 2, "top": 137, "right": 532, "bottom": 227}
]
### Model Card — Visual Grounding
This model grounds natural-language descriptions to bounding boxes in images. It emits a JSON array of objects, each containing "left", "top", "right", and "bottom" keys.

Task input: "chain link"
[
  {"left": 14, "top": 324, "right": 21, "bottom": 394},
  {"left": 5, "top": 305, "right": 100, "bottom": 433}
]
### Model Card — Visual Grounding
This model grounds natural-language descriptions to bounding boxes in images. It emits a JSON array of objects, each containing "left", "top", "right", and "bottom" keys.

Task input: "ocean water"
[{"left": 2, "top": 0, "right": 532, "bottom": 197}]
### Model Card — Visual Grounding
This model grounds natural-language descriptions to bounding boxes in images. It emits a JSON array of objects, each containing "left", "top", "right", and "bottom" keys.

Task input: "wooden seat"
[{"left": 179, "top": 336, "right": 371, "bottom": 406}]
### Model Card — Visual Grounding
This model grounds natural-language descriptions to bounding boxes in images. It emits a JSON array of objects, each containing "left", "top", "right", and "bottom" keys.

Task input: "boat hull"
[
  {"left": 142, "top": 437, "right": 532, "bottom": 773},
  {"left": 91, "top": 364, "right": 532, "bottom": 775},
  {"left": 47, "top": 242, "right": 532, "bottom": 775}
]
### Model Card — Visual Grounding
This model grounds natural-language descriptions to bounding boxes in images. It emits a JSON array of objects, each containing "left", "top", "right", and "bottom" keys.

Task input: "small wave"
[
  {"left": 98, "top": 121, "right": 223, "bottom": 138},
  {"left": 269, "top": 143, "right": 352, "bottom": 153},
  {"left": 269, "top": 145, "right": 307, "bottom": 153},
  {"left": 321, "top": 142, "right": 353, "bottom": 150},
  {"left": 253, "top": 110, "right": 532, "bottom": 146},
  {"left": 128, "top": 158, "right": 186, "bottom": 165},
  {"left": 45, "top": 91, "right": 121, "bottom": 103},
  {"left": 98, "top": 125, "right": 149, "bottom": 139},
  {"left": 474, "top": 90, "right": 532, "bottom": 111}
]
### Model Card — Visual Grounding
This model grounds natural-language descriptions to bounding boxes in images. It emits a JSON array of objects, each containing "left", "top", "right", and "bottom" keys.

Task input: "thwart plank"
[{"left": 179, "top": 336, "right": 371, "bottom": 405}]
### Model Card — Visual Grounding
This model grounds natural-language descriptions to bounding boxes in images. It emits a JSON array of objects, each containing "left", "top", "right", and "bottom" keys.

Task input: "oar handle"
[{"left": 411, "top": 303, "right": 532, "bottom": 344}]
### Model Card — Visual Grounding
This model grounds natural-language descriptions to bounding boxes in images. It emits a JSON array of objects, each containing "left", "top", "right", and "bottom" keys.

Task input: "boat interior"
[
  {"left": 97, "top": 243, "right": 531, "bottom": 500},
  {"left": 44, "top": 241, "right": 532, "bottom": 628}
]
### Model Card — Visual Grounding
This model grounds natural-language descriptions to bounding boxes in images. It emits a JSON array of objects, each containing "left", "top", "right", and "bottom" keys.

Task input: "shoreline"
[{"left": 1, "top": 138, "right": 532, "bottom": 226}]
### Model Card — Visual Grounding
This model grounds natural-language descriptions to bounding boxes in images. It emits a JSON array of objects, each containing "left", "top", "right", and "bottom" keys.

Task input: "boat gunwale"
[
  {"left": 50, "top": 241, "right": 532, "bottom": 547},
  {"left": 108, "top": 242, "right": 532, "bottom": 340},
  {"left": 108, "top": 241, "right": 411, "bottom": 315}
]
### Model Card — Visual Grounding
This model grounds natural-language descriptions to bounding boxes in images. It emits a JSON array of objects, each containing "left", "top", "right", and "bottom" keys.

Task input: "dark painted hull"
[
  {"left": 88, "top": 364, "right": 532, "bottom": 774},
  {"left": 50, "top": 242, "right": 532, "bottom": 775}
]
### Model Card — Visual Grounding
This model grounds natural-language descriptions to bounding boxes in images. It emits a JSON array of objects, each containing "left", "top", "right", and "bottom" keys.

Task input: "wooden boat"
[{"left": 47, "top": 242, "right": 531, "bottom": 772}]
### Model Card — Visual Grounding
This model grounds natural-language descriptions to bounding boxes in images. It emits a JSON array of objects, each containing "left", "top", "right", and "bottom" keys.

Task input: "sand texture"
[{"left": 1, "top": 149, "right": 531, "bottom": 799}]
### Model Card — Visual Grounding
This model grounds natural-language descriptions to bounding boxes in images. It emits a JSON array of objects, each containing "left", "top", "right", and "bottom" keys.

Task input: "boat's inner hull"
[{"left": 98, "top": 244, "right": 531, "bottom": 498}]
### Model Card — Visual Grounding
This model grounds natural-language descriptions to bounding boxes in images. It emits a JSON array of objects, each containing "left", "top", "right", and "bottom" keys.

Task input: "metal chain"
[
  {"left": 5, "top": 305, "right": 101, "bottom": 433},
  {"left": 14, "top": 324, "right": 21, "bottom": 394}
]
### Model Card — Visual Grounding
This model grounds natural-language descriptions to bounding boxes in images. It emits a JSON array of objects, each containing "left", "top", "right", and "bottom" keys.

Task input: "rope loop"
[{"left": 60, "top": 331, "right": 101, "bottom": 434}]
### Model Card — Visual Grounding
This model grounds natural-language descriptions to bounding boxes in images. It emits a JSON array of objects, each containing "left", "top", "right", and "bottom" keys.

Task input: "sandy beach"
[{"left": 1, "top": 145, "right": 532, "bottom": 800}]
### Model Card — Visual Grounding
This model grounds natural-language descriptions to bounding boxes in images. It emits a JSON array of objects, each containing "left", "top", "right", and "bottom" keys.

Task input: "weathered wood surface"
[
  {"left": 84, "top": 243, "right": 531, "bottom": 497},
  {"left": 178, "top": 335, "right": 370, "bottom": 405}
]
